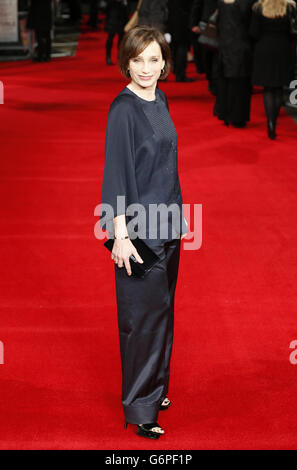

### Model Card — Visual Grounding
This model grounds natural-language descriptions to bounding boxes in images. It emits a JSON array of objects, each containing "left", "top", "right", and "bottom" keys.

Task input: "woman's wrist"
[
  {"left": 113, "top": 214, "right": 129, "bottom": 240},
  {"left": 114, "top": 235, "right": 129, "bottom": 240}
]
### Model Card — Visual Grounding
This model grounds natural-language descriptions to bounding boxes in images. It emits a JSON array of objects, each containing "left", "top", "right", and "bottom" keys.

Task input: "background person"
[
  {"left": 27, "top": 0, "right": 53, "bottom": 62},
  {"left": 250, "top": 0, "right": 297, "bottom": 139},
  {"left": 168, "top": 0, "right": 196, "bottom": 82},
  {"left": 216, "top": 0, "right": 253, "bottom": 128},
  {"left": 105, "top": 0, "right": 129, "bottom": 65}
]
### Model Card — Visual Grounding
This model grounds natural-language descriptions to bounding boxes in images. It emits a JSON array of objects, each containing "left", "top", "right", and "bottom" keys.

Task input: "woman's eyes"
[{"left": 133, "top": 58, "right": 159, "bottom": 63}]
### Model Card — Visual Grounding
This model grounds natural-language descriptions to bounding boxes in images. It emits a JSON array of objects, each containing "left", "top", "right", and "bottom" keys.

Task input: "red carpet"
[{"left": 1, "top": 25, "right": 297, "bottom": 450}]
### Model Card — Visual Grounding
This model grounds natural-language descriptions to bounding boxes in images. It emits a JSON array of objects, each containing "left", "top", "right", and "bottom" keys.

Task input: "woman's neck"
[{"left": 126, "top": 82, "right": 157, "bottom": 101}]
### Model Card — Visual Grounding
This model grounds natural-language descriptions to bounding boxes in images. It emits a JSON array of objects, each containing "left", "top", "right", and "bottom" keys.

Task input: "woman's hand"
[{"left": 111, "top": 239, "right": 143, "bottom": 276}]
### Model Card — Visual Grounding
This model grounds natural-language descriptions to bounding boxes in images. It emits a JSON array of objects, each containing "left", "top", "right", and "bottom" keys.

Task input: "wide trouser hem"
[{"left": 123, "top": 402, "right": 160, "bottom": 425}]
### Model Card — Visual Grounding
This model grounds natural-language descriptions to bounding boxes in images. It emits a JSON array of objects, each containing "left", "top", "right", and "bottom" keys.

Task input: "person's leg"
[
  {"left": 210, "top": 52, "right": 219, "bottom": 97},
  {"left": 175, "top": 42, "right": 186, "bottom": 81},
  {"left": 191, "top": 33, "right": 205, "bottom": 74},
  {"left": 45, "top": 30, "right": 52, "bottom": 61},
  {"left": 263, "top": 87, "right": 276, "bottom": 122},
  {"left": 114, "top": 242, "right": 178, "bottom": 425},
  {"left": 35, "top": 29, "right": 48, "bottom": 61},
  {"left": 175, "top": 42, "right": 191, "bottom": 82},
  {"left": 34, "top": 29, "right": 42, "bottom": 61},
  {"left": 116, "top": 31, "right": 124, "bottom": 60},
  {"left": 204, "top": 50, "right": 215, "bottom": 94},
  {"left": 68, "top": 0, "right": 82, "bottom": 23},
  {"left": 216, "top": 75, "right": 228, "bottom": 123},
  {"left": 117, "top": 31, "right": 124, "bottom": 49},
  {"left": 106, "top": 32, "right": 115, "bottom": 65},
  {"left": 89, "top": 0, "right": 99, "bottom": 28},
  {"left": 170, "top": 38, "right": 177, "bottom": 75},
  {"left": 275, "top": 87, "right": 284, "bottom": 124},
  {"left": 263, "top": 86, "right": 277, "bottom": 139}
]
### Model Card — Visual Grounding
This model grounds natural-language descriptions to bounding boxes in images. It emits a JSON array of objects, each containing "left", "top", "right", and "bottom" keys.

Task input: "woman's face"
[{"left": 128, "top": 40, "right": 166, "bottom": 89}]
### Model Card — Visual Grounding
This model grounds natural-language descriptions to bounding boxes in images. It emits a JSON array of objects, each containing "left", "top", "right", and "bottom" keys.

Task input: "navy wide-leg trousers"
[{"left": 114, "top": 238, "right": 181, "bottom": 424}]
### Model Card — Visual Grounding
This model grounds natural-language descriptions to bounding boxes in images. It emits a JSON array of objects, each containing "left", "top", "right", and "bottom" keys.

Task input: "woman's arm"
[
  {"left": 100, "top": 99, "right": 139, "bottom": 227},
  {"left": 100, "top": 98, "right": 143, "bottom": 275}
]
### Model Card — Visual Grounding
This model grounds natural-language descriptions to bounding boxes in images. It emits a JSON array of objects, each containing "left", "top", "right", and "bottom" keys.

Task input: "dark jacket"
[
  {"left": 104, "top": 0, "right": 129, "bottom": 34},
  {"left": 138, "top": 0, "right": 168, "bottom": 32},
  {"left": 190, "top": 0, "right": 218, "bottom": 27},
  {"left": 168, "top": 0, "right": 193, "bottom": 42},
  {"left": 217, "top": 0, "right": 253, "bottom": 78},
  {"left": 27, "top": 0, "right": 52, "bottom": 31}
]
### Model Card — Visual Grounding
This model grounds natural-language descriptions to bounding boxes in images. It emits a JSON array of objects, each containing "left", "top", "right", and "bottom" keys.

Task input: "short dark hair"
[{"left": 118, "top": 25, "right": 171, "bottom": 80}]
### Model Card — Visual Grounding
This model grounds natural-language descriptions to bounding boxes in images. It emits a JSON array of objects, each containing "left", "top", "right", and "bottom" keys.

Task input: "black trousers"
[
  {"left": 171, "top": 38, "right": 188, "bottom": 80},
  {"left": 67, "top": 0, "right": 82, "bottom": 21},
  {"left": 89, "top": 0, "right": 99, "bottom": 27},
  {"left": 217, "top": 76, "right": 252, "bottom": 125},
  {"left": 106, "top": 32, "right": 124, "bottom": 58},
  {"left": 114, "top": 238, "right": 181, "bottom": 424},
  {"left": 35, "top": 29, "right": 51, "bottom": 60}
]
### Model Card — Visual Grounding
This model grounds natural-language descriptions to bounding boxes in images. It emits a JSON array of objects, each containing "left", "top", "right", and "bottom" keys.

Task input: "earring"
[{"left": 161, "top": 68, "right": 165, "bottom": 75}]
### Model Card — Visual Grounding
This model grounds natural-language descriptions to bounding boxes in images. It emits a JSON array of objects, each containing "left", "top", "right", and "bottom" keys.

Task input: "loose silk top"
[{"left": 100, "top": 85, "right": 187, "bottom": 247}]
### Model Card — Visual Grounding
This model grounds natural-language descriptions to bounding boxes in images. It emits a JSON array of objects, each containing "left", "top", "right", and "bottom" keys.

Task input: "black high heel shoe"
[
  {"left": 159, "top": 396, "right": 171, "bottom": 411},
  {"left": 267, "top": 120, "right": 276, "bottom": 140},
  {"left": 124, "top": 421, "right": 164, "bottom": 440}
]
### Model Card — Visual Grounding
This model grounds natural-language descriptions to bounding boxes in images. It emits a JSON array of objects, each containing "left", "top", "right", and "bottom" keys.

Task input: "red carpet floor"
[{"left": 1, "top": 25, "right": 297, "bottom": 450}]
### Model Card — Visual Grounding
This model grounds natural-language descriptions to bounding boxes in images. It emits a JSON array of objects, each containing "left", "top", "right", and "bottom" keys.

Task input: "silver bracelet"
[{"left": 114, "top": 235, "right": 129, "bottom": 240}]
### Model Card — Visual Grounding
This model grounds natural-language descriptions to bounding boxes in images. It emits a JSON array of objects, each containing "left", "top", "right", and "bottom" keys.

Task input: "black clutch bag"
[{"left": 104, "top": 237, "right": 161, "bottom": 278}]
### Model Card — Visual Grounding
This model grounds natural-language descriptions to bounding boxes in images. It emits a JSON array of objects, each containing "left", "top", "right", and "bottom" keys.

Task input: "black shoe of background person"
[
  {"left": 106, "top": 55, "right": 115, "bottom": 66},
  {"left": 267, "top": 120, "right": 276, "bottom": 140}
]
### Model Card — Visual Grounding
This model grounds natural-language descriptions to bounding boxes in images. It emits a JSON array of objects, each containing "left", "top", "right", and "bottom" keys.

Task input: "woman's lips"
[{"left": 139, "top": 75, "right": 153, "bottom": 81}]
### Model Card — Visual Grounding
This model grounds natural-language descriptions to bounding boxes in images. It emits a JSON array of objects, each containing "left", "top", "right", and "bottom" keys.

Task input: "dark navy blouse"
[{"left": 100, "top": 85, "right": 187, "bottom": 246}]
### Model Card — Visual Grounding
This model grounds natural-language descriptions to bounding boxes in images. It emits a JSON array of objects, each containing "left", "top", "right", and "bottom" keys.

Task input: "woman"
[
  {"left": 99, "top": 25, "right": 188, "bottom": 439},
  {"left": 105, "top": 0, "right": 129, "bottom": 65},
  {"left": 250, "top": 0, "right": 297, "bottom": 139},
  {"left": 216, "top": 0, "right": 253, "bottom": 128},
  {"left": 27, "top": 0, "right": 52, "bottom": 62}
]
